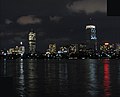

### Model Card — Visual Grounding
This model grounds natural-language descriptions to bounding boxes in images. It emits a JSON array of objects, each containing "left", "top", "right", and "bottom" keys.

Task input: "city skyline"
[
  {"left": 0, "top": 0, "right": 120, "bottom": 52},
  {"left": 1, "top": 1, "right": 120, "bottom": 97}
]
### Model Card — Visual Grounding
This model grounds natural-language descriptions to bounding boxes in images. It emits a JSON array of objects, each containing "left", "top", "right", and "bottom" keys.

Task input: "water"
[{"left": 0, "top": 59, "right": 120, "bottom": 97}]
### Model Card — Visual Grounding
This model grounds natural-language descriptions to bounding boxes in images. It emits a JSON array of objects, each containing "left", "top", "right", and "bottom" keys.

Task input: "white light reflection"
[
  {"left": 58, "top": 63, "right": 68, "bottom": 96},
  {"left": 27, "top": 59, "right": 38, "bottom": 97},
  {"left": 87, "top": 59, "right": 98, "bottom": 96},
  {"left": 18, "top": 59, "right": 25, "bottom": 97},
  {"left": 44, "top": 62, "right": 56, "bottom": 95}
]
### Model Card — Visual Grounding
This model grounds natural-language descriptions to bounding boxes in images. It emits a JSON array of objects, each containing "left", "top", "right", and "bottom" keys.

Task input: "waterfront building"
[
  {"left": 68, "top": 44, "right": 78, "bottom": 54},
  {"left": 7, "top": 48, "right": 15, "bottom": 54},
  {"left": 100, "top": 43, "right": 115, "bottom": 53},
  {"left": 48, "top": 43, "right": 56, "bottom": 54},
  {"left": 59, "top": 46, "right": 68, "bottom": 53},
  {"left": 7, "top": 42, "right": 25, "bottom": 55},
  {"left": 19, "top": 42, "right": 25, "bottom": 55},
  {"left": 79, "top": 43, "right": 87, "bottom": 52}
]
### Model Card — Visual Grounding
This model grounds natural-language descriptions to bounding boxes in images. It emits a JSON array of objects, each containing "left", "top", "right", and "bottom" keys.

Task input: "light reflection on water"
[
  {"left": 44, "top": 62, "right": 69, "bottom": 96},
  {"left": 103, "top": 59, "right": 111, "bottom": 97},
  {"left": 0, "top": 59, "right": 120, "bottom": 97},
  {"left": 58, "top": 63, "right": 68, "bottom": 96},
  {"left": 86, "top": 59, "right": 98, "bottom": 97},
  {"left": 44, "top": 62, "right": 57, "bottom": 95},
  {"left": 16, "top": 59, "right": 25, "bottom": 97},
  {"left": 26, "top": 59, "right": 39, "bottom": 97}
]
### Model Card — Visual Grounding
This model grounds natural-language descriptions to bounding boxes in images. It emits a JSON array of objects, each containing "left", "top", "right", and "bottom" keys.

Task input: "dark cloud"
[
  {"left": 67, "top": 0, "right": 107, "bottom": 14},
  {"left": 49, "top": 16, "right": 63, "bottom": 22},
  {"left": 37, "top": 32, "right": 46, "bottom": 37},
  {"left": 17, "top": 15, "right": 42, "bottom": 25},
  {"left": 5, "top": 19, "right": 13, "bottom": 24},
  {"left": 1, "top": 0, "right": 70, "bottom": 16}
]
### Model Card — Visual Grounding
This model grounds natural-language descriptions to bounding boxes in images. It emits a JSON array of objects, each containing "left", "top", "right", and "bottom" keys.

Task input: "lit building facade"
[
  {"left": 59, "top": 46, "right": 68, "bottom": 53},
  {"left": 79, "top": 44, "right": 87, "bottom": 52},
  {"left": 100, "top": 43, "right": 115, "bottom": 53},
  {"left": 7, "top": 42, "right": 25, "bottom": 55},
  {"left": 19, "top": 42, "right": 25, "bottom": 55},
  {"left": 48, "top": 44, "right": 56, "bottom": 54},
  {"left": 7, "top": 48, "right": 15, "bottom": 54},
  {"left": 45, "top": 44, "right": 56, "bottom": 58},
  {"left": 68, "top": 44, "right": 78, "bottom": 54},
  {"left": 28, "top": 31, "right": 36, "bottom": 54},
  {"left": 86, "top": 25, "right": 97, "bottom": 51},
  {"left": 57, "top": 46, "right": 68, "bottom": 54}
]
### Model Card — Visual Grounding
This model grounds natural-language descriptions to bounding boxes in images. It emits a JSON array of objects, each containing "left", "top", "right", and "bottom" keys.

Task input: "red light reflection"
[{"left": 103, "top": 59, "right": 111, "bottom": 97}]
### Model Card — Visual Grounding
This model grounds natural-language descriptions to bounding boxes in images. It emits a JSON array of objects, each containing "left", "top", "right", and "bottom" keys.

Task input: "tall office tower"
[
  {"left": 86, "top": 25, "right": 97, "bottom": 50},
  {"left": 28, "top": 31, "right": 36, "bottom": 54}
]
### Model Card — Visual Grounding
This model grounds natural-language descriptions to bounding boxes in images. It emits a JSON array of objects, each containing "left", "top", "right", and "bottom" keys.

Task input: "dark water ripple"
[{"left": 0, "top": 59, "right": 120, "bottom": 97}]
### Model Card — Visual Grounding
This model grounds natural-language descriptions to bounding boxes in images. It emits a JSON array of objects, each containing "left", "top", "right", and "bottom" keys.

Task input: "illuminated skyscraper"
[
  {"left": 28, "top": 31, "right": 36, "bottom": 53},
  {"left": 86, "top": 25, "right": 97, "bottom": 50}
]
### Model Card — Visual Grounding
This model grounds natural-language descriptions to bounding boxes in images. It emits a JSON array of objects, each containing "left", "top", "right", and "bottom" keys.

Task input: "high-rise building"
[
  {"left": 86, "top": 25, "right": 97, "bottom": 50},
  {"left": 28, "top": 31, "right": 36, "bottom": 54}
]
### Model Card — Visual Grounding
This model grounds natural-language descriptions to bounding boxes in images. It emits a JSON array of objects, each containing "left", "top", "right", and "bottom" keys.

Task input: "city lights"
[{"left": 0, "top": 26, "right": 120, "bottom": 60}]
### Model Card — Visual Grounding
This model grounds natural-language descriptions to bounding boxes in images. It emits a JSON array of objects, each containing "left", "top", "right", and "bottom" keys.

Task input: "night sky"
[{"left": 0, "top": 0, "right": 120, "bottom": 52}]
